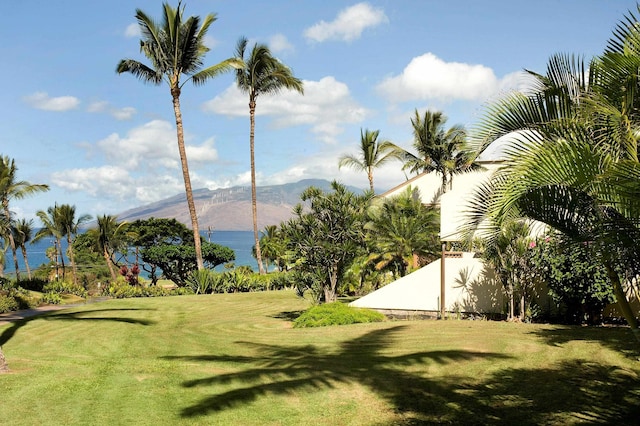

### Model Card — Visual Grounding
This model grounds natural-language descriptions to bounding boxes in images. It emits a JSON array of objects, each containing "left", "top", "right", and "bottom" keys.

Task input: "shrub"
[
  {"left": 103, "top": 279, "right": 193, "bottom": 298},
  {"left": 0, "top": 294, "right": 19, "bottom": 314},
  {"left": 41, "top": 292, "right": 63, "bottom": 305},
  {"left": 293, "top": 302, "right": 385, "bottom": 328},
  {"left": 186, "top": 269, "right": 215, "bottom": 294},
  {"left": 44, "top": 281, "right": 87, "bottom": 298}
]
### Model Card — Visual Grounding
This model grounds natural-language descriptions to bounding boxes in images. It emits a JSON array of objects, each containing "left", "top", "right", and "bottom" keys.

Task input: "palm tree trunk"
[
  {"left": 367, "top": 168, "right": 374, "bottom": 192},
  {"left": 249, "top": 99, "right": 265, "bottom": 275},
  {"left": 171, "top": 87, "right": 204, "bottom": 270},
  {"left": 3, "top": 205, "right": 20, "bottom": 281},
  {"left": 104, "top": 247, "right": 117, "bottom": 282},
  {"left": 67, "top": 235, "right": 78, "bottom": 285},
  {"left": 604, "top": 261, "right": 640, "bottom": 342},
  {"left": 21, "top": 247, "right": 31, "bottom": 280}
]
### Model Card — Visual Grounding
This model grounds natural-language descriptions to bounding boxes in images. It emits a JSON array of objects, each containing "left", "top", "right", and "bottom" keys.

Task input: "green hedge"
[{"left": 293, "top": 302, "right": 385, "bottom": 328}]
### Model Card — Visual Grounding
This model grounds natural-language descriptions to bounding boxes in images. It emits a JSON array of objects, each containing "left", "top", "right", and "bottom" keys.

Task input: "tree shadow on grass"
[
  {"left": 0, "top": 308, "right": 155, "bottom": 347},
  {"left": 528, "top": 325, "right": 640, "bottom": 359},
  {"left": 270, "top": 310, "right": 305, "bottom": 321},
  {"left": 164, "top": 324, "right": 640, "bottom": 424}
]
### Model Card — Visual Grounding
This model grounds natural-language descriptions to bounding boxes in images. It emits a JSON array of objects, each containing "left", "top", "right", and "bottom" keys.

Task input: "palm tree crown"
[
  {"left": 338, "top": 128, "right": 401, "bottom": 192},
  {"left": 401, "top": 110, "right": 481, "bottom": 192}
]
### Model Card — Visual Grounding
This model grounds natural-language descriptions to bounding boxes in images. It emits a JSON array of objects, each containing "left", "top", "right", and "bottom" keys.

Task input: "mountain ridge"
[{"left": 115, "top": 179, "right": 367, "bottom": 231}]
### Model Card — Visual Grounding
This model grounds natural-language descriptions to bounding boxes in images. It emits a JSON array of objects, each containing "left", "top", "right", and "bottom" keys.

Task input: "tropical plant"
[
  {"left": 33, "top": 205, "right": 65, "bottom": 280},
  {"left": 398, "top": 109, "right": 481, "bottom": 192},
  {"left": 283, "top": 181, "right": 372, "bottom": 303},
  {"left": 477, "top": 220, "right": 533, "bottom": 321},
  {"left": 365, "top": 187, "right": 440, "bottom": 277},
  {"left": 338, "top": 128, "right": 401, "bottom": 192},
  {"left": 0, "top": 156, "right": 48, "bottom": 280},
  {"left": 55, "top": 204, "right": 91, "bottom": 285},
  {"left": 89, "top": 215, "right": 127, "bottom": 281},
  {"left": 117, "top": 2, "right": 241, "bottom": 271},
  {"left": 12, "top": 218, "right": 34, "bottom": 280},
  {"left": 234, "top": 36, "right": 304, "bottom": 275},
  {"left": 465, "top": 7, "right": 640, "bottom": 338}
]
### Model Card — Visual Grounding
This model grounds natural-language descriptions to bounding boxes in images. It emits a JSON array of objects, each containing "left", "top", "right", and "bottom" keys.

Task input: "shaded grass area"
[{"left": 1, "top": 290, "right": 639, "bottom": 425}]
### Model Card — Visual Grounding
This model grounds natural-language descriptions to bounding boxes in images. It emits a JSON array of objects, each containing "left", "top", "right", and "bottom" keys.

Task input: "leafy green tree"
[
  {"left": 528, "top": 234, "right": 615, "bottom": 324},
  {"left": 338, "top": 128, "right": 402, "bottom": 192},
  {"left": 365, "top": 187, "right": 440, "bottom": 277},
  {"left": 398, "top": 110, "right": 481, "bottom": 192},
  {"left": 117, "top": 2, "right": 241, "bottom": 271},
  {"left": 284, "top": 181, "right": 372, "bottom": 303},
  {"left": 234, "top": 36, "right": 304, "bottom": 275},
  {"left": 12, "top": 219, "right": 34, "bottom": 280},
  {"left": 0, "top": 156, "right": 48, "bottom": 280},
  {"left": 465, "top": 9, "right": 640, "bottom": 336},
  {"left": 142, "top": 241, "right": 234, "bottom": 287},
  {"left": 125, "top": 217, "right": 194, "bottom": 284}
]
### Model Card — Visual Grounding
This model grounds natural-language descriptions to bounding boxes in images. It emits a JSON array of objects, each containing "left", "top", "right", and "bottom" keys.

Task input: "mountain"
[{"left": 116, "top": 179, "right": 366, "bottom": 231}]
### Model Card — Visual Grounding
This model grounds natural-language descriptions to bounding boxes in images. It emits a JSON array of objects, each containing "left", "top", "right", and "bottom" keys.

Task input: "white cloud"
[
  {"left": 87, "top": 101, "right": 136, "bottom": 120},
  {"left": 269, "top": 34, "right": 294, "bottom": 54},
  {"left": 24, "top": 92, "right": 80, "bottom": 112},
  {"left": 51, "top": 166, "right": 133, "bottom": 198},
  {"left": 377, "top": 53, "right": 503, "bottom": 103},
  {"left": 203, "top": 76, "right": 368, "bottom": 143},
  {"left": 50, "top": 120, "right": 222, "bottom": 210},
  {"left": 95, "top": 120, "right": 219, "bottom": 170},
  {"left": 110, "top": 106, "right": 137, "bottom": 121},
  {"left": 304, "top": 2, "right": 388, "bottom": 42},
  {"left": 124, "top": 23, "right": 140, "bottom": 38}
]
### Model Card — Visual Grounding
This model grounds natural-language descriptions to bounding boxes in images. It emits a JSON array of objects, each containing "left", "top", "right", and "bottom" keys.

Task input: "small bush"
[
  {"left": 44, "top": 281, "right": 87, "bottom": 298},
  {"left": 103, "top": 280, "right": 193, "bottom": 298},
  {"left": 0, "top": 294, "right": 19, "bottom": 313},
  {"left": 186, "top": 269, "right": 215, "bottom": 294},
  {"left": 41, "top": 292, "right": 63, "bottom": 305},
  {"left": 293, "top": 302, "right": 385, "bottom": 328}
]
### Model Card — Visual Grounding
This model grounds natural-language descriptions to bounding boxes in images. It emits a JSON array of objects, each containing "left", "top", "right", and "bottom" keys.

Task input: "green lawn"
[{"left": 1, "top": 290, "right": 639, "bottom": 425}]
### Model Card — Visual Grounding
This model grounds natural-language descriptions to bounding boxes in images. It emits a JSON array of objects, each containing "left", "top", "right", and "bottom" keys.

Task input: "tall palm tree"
[
  {"left": 234, "top": 36, "right": 304, "bottom": 275},
  {"left": 338, "top": 128, "right": 402, "bottom": 192},
  {"left": 400, "top": 110, "right": 481, "bottom": 192},
  {"left": 465, "top": 8, "right": 640, "bottom": 338},
  {"left": 34, "top": 205, "right": 65, "bottom": 280},
  {"left": 12, "top": 218, "right": 34, "bottom": 280},
  {"left": 56, "top": 204, "right": 92, "bottom": 285},
  {"left": 117, "top": 2, "right": 241, "bottom": 270},
  {"left": 0, "top": 156, "right": 49, "bottom": 280}
]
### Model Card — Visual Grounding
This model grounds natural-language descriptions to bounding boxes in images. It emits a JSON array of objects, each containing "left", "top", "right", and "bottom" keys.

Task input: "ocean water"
[{"left": 3, "top": 230, "right": 258, "bottom": 277}]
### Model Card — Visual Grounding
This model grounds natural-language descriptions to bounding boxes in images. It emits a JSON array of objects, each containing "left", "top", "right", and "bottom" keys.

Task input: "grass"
[{"left": 1, "top": 290, "right": 640, "bottom": 425}]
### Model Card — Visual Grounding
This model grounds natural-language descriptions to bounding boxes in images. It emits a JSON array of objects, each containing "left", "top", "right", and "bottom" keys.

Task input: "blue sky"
[{"left": 1, "top": 0, "right": 634, "bottom": 223}]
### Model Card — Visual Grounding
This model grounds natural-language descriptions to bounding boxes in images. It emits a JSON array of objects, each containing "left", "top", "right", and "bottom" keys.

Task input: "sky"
[{"left": 1, "top": 0, "right": 635, "bottom": 225}]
